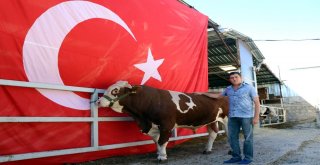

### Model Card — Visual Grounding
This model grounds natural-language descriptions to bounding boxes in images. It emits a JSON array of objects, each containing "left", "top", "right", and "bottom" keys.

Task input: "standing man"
[{"left": 199, "top": 72, "right": 260, "bottom": 164}]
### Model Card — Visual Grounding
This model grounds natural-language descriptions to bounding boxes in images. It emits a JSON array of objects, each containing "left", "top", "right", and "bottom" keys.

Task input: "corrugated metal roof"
[
  {"left": 179, "top": 0, "right": 281, "bottom": 88},
  {"left": 256, "top": 64, "right": 281, "bottom": 85},
  {"left": 207, "top": 27, "right": 281, "bottom": 88}
]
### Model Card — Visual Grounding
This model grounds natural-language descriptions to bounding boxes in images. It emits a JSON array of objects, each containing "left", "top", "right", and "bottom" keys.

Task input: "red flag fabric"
[{"left": 0, "top": 0, "right": 208, "bottom": 164}]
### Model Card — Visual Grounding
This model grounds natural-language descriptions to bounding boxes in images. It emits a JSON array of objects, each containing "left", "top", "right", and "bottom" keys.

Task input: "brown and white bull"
[{"left": 96, "top": 81, "right": 229, "bottom": 161}]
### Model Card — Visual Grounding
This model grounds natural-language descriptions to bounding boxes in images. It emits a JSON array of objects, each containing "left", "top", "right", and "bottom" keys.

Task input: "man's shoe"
[
  {"left": 238, "top": 159, "right": 252, "bottom": 164},
  {"left": 223, "top": 158, "right": 242, "bottom": 164}
]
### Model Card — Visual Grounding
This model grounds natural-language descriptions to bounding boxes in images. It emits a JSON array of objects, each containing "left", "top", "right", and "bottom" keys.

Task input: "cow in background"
[
  {"left": 96, "top": 81, "right": 229, "bottom": 161},
  {"left": 260, "top": 106, "right": 279, "bottom": 124}
]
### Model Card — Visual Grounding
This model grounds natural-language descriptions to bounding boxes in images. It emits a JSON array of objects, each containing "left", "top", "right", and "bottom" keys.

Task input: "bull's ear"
[{"left": 131, "top": 86, "right": 142, "bottom": 94}]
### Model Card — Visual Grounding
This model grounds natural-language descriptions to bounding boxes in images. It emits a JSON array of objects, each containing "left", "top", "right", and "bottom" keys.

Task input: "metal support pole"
[
  {"left": 252, "top": 66, "right": 258, "bottom": 90},
  {"left": 173, "top": 128, "right": 178, "bottom": 138},
  {"left": 90, "top": 89, "right": 99, "bottom": 148}
]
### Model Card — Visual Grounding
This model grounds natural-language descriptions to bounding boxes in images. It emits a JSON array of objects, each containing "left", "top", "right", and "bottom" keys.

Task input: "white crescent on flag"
[{"left": 23, "top": 1, "right": 136, "bottom": 110}]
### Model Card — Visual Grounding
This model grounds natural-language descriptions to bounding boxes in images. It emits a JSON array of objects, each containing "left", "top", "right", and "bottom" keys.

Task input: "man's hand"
[
  {"left": 253, "top": 96, "right": 260, "bottom": 125},
  {"left": 253, "top": 116, "right": 259, "bottom": 125}
]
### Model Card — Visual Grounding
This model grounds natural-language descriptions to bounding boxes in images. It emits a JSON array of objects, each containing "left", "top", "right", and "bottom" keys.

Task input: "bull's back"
[
  {"left": 175, "top": 95, "right": 227, "bottom": 127},
  {"left": 124, "top": 86, "right": 228, "bottom": 127},
  {"left": 125, "top": 86, "right": 175, "bottom": 121}
]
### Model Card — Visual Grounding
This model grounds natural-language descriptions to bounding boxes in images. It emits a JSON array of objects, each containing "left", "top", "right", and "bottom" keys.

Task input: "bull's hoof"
[
  {"left": 158, "top": 159, "right": 168, "bottom": 164},
  {"left": 203, "top": 150, "right": 212, "bottom": 154},
  {"left": 228, "top": 150, "right": 233, "bottom": 155},
  {"left": 157, "top": 155, "right": 167, "bottom": 163}
]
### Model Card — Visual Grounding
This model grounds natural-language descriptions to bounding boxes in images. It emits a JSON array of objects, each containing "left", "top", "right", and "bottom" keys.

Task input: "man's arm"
[
  {"left": 195, "top": 92, "right": 223, "bottom": 99},
  {"left": 253, "top": 96, "right": 260, "bottom": 125}
]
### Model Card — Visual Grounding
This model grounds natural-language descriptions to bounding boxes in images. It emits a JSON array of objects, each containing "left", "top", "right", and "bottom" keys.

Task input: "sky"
[{"left": 185, "top": 0, "right": 320, "bottom": 107}]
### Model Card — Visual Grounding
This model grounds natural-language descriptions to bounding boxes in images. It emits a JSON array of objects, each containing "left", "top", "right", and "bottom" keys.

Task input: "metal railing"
[
  {"left": 259, "top": 105, "right": 286, "bottom": 127},
  {"left": 0, "top": 79, "right": 217, "bottom": 163}
]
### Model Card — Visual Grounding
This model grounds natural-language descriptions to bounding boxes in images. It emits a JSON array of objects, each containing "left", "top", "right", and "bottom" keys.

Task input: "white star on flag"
[{"left": 134, "top": 48, "right": 164, "bottom": 85}]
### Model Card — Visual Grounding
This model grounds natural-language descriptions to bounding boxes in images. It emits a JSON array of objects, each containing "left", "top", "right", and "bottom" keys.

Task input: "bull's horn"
[
  {"left": 116, "top": 80, "right": 132, "bottom": 89},
  {"left": 125, "top": 83, "right": 132, "bottom": 89}
]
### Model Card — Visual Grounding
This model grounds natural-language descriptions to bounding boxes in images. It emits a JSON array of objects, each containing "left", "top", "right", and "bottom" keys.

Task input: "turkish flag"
[{"left": 0, "top": 0, "right": 208, "bottom": 164}]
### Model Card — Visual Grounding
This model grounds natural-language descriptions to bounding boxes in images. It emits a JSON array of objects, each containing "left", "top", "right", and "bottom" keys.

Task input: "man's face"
[{"left": 229, "top": 74, "right": 242, "bottom": 85}]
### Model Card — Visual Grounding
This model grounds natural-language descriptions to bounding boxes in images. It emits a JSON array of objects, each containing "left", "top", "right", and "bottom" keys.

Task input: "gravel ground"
[{"left": 78, "top": 122, "right": 320, "bottom": 165}]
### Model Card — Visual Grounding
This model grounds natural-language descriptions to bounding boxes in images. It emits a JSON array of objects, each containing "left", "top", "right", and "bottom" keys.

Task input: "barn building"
[{"left": 204, "top": 18, "right": 317, "bottom": 125}]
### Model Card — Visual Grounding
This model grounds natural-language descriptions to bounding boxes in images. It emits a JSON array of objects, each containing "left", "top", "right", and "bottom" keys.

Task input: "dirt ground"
[{"left": 78, "top": 122, "right": 320, "bottom": 165}]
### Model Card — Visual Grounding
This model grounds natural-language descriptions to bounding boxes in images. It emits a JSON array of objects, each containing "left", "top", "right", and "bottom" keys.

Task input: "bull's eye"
[{"left": 111, "top": 88, "right": 119, "bottom": 96}]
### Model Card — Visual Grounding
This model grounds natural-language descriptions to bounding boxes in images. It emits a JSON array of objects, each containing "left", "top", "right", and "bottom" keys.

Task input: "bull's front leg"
[
  {"left": 156, "top": 126, "right": 172, "bottom": 161},
  {"left": 146, "top": 124, "right": 161, "bottom": 155}
]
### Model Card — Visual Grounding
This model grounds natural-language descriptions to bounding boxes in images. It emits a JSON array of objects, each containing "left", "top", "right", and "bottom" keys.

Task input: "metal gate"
[
  {"left": 259, "top": 105, "right": 286, "bottom": 127},
  {"left": 0, "top": 79, "right": 217, "bottom": 163}
]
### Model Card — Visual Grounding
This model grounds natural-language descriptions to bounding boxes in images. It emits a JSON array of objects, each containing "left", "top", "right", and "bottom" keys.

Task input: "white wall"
[{"left": 238, "top": 40, "right": 256, "bottom": 89}]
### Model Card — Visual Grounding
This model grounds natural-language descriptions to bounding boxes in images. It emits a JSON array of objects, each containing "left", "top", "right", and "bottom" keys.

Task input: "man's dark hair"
[{"left": 228, "top": 71, "right": 241, "bottom": 78}]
